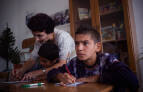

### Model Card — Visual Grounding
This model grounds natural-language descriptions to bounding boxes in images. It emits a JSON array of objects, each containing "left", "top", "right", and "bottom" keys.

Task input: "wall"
[
  {"left": 0, "top": 0, "right": 69, "bottom": 71},
  {"left": 131, "top": 0, "right": 143, "bottom": 91},
  {"left": 0, "top": 0, "right": 143, "bottom": 89},
  {"left": 0, "top": 0, "right": 69, "bottom": 49}
]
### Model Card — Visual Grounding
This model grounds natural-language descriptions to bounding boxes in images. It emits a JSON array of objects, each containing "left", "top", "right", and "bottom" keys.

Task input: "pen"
[
  {"left": 65, "top": 65, "right": 71, "bottom": 75},
  {"left": 22, "top": 83, "right": 45, "bottom": 88}
]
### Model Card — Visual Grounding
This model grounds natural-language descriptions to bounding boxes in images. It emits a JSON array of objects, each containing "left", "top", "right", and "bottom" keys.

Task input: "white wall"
[
  {"left": 0, "top": 0, "right": 69, "bottom": 49},
  {"left": 0, "top": 0, "right": 69, "bottom": 71},
  {"left": 132, "top": 0, "right": 143, "bottom": 91},
  {"left": 0, "top": 0, "right": 143, "bottom": 89}
]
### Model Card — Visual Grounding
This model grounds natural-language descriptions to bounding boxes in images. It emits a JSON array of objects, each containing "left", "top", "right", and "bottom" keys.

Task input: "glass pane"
[
  {"left": 72, "top": 0, "right": 92, "bottom": 32},
  {"left": 99, "top": 0, "right": 129, "bottom": 65}
]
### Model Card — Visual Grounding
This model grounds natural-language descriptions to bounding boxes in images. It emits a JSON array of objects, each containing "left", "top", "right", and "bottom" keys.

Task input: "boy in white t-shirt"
[{"left": 11, "top": 13, "right": 76, "bottom": 80}]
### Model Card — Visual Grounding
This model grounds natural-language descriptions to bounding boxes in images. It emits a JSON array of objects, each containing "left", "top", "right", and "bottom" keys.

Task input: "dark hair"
[
  {"left": 27, "top": 13, "right": 55, "bottom": 34},
  {"left": 38, "top": 41, "right": 59, "bottom": 61},
  {"left": 75, "top": 25, "right": 101, "bottom": 43}
]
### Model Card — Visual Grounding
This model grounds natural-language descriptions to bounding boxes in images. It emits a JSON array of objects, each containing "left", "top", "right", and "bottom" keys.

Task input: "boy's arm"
[
  {"left": 46, "top": 64, "right": 67, "bottom": 82},
  {"left": 45, "top": 60, "right": 67, "bottom": 74},
  {"left": 11, "top": 58, "right": 35, "bottom": 79},
  {"left": 21, "top": 58, "right": 35, "bottom": 72},
  {"left": 56, "top": 73, "right": 76, "bottom": 85},
  {"left": 76, "top": 75, "right": 99, "bottom": 83},
  {"left": 47, "top": 61, "right": 76, "bottom": 83},
  {"left": 108, "top": 62, "right": 139, "bottom": 92},
  {"left": 20, "top": 60, "right": 66, "bottom": 81},
  {"left": 21, "top": 59, "right": 68, "bottom": 81}
]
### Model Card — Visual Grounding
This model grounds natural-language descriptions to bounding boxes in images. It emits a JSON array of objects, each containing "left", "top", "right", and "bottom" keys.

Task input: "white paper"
[
  {"left": 0, "top": 81, "right": 29, "bottom": 84},
  {"left": 55, "top": 82, "right": 84, "bottom": 87}
]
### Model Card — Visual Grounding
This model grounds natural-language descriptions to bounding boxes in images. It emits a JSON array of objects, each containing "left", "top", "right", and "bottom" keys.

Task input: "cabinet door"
[
  {"left": 69, "top": 0, "right": 92, "bottom": 38},
  {"left": 69, "top": 0, "right": 137, "bottom": 72},
  {"left": 98, "top": 0, "right": 129, "bottom": 65}
]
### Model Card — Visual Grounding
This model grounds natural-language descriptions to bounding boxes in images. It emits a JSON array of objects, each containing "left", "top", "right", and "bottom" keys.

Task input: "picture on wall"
[
  {"left": 25, "top": 12, "right": 35, "bottom": 26},
  {"left": 51, "top": 9, "right": 70, "bottom": 26},
  {"left": 25, "top": 9, "right": 69, "bottom": 27}
]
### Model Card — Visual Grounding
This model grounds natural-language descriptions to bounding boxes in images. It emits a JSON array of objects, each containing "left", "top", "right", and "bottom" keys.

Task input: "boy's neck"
[
  {"left": 49, "top": 33, "right": 54, "bottom": 40},
  {"left": 84, "top": 54, "right": 97, "bottom": 66}
]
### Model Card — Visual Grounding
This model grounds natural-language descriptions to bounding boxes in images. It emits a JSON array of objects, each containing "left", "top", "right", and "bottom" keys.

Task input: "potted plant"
[{"left": 0, "top": 24, "right": 21, "bottom": 71}]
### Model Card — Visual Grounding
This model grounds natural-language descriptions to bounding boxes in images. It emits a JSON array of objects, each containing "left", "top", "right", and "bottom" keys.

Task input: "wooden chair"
[
  {"left": 20, "top": 37, "right": 35, "bottom": 62},
  {"left": 22, "top": 37, "right": 35, "bottom": 52},
  {"left": 0, "top": 72, "right": 9, "bottom": 81}
]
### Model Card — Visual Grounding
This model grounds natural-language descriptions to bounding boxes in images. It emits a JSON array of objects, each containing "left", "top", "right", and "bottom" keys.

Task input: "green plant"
[{"left": 0, "top": 25, "right": 21, "bottom": 70}]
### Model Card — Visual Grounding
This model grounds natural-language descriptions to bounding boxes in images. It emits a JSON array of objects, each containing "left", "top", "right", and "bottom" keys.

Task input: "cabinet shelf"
[
  {"left": 100, "top": 8, "right": 122, "bottom": 16},
  {"left": 75, "top": 18, "right": 91, "bottom": 24},
  {"left": 103, "top": 39, "right": 126, "bottom": 43}
]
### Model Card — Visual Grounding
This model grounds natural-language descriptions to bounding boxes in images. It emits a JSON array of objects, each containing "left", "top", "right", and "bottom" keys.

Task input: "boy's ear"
[{"left": 95, "top": 42, "right": 102, "bottom": 52}]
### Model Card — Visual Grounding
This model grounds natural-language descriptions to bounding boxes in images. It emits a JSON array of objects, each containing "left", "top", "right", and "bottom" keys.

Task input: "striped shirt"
[{"left": 47, "top": 53, "right": 138, "bottom": 92}]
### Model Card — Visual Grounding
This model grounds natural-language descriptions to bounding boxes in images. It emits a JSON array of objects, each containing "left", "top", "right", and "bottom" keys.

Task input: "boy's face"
[
  {"left": 39, "top": 57, "right": 56, "bottom": 68},
  {"left": 75, "top": 34, "right": 101, "bottom": 61},
  {"left": 32, "top": 31, "right": 53, "bottom": 44}
]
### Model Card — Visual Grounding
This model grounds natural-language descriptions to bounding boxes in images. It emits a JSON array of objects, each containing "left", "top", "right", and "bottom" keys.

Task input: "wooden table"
[
  {"left": 0, "top": 72, "right": 112, "bottom": 92},
  {"left": 1, "top": 82, "right": 112, "bottom": 92}
]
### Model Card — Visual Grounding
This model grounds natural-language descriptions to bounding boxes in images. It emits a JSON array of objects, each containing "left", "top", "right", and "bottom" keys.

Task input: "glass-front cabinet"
[{"left": 69, "top": 0, "right": 136, "bottom": 72}]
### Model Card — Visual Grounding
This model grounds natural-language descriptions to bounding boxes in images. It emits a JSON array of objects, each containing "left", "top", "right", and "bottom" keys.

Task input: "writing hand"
[
  {"left": 57, "top": 73, "right": 76, "bottom": 86},
  {"left": 21, "top": 70, "right": 42, "bottom": 81},
  {"left": 76, "top": 75, "right": 99, "bottom": 83},
  {"left": 11, "top": 68, "right": 24, "bottom": 80}
]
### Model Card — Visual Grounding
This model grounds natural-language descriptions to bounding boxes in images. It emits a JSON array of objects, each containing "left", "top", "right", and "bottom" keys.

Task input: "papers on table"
[
  {"left": 55, "top": 82, "right": 84, "bottom": 87},
  {"left": 0, "top": 81, "right": 29, "bottom": 84}
]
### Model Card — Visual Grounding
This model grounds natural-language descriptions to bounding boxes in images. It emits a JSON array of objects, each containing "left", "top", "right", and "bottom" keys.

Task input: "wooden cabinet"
[{"left": 69, "top": 0, "right": 137, "bottom": 72}]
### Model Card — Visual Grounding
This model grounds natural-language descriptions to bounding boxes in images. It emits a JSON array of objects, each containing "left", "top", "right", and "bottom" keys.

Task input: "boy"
[
  {"left": 22, "top": 41, "right": 60, "bottom": 80},
  {"left": 38, "top": 41, "right": 59, "bottom": 68},
  {"left": 12, "top": 13, "right": 76, "bottom": 80},
  {"left": 47, "top": 26, "right": 139, "bottom": 92}
]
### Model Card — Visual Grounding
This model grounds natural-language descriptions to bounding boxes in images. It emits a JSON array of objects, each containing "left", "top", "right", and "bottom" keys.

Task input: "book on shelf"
[
  {"left": 101, "top": 25, "right": 116, "bottom": 42},
  {"left": 78, "top": 8, "right": 89, "bottom": 20},
  {"left": 99, "top": 1, "right": 122, "bottom": 15},
  {"left": 116, "top": 23, "right": 126, "bottom": 40}
]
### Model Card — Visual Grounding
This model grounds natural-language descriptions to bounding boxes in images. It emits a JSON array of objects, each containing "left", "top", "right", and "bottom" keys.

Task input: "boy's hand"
[
  {"left": 11, "top": 68, "right": 24, "bottom": 80},
  {"left": 76, "top": 75, "right": 99, "bottom": 83},
  {"left": 57, "top": 73, "right": 76, "bottom": 86},
  {"left": 21, "top": 70, "right": 42, "bottom": 81}
]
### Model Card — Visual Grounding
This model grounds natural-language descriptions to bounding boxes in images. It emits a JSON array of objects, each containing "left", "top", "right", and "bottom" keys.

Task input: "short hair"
[
  {"left": 27, "top": 13, "right": 55, "bottom": 34},
  {"left": 75, "top": 25, "right": 101, "bottom": 43},
  {"left": 38, "top": 41, "right": 59, "bottom": 61}
]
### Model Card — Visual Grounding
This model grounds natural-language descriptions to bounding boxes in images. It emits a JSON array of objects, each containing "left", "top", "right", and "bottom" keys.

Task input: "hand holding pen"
[
  {"left": 57, "top": 53, "right": 76, "bottom": 85},
  {"left": 57, "top": 73, "right": 76, "bottom": 86}
]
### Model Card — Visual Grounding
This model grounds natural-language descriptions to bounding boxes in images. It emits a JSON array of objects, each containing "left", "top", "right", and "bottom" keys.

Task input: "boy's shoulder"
[
  {"left": 67, "top": 57, "right": 83, "bottom": 66},
  {"left": 98, "top": 53, "right": 120, "bottom": 66},
  {"left": 67, "top": 57, "right": 78, "bottom": 65},
  {"left": 54, "top": 28, "right": 70, "bottom": 36},
  {"left": 99, "top": 53, "right": 130, "bottom": 70}
]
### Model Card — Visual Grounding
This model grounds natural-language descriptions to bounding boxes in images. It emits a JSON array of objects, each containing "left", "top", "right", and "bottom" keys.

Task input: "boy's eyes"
[
  {"left": 41, "top": 60, "right": 46, "bottom": 63},
  {"left": 75, "top": 42, "right": 79, "bottom": 45},
  {"left": 37, "top": 35, "right": 43, "bottom": 38},
  {"left": 75, "top": 41, "right": 89, "bottom": 46},
  {"left": 41, "top": 59, "right": 48, "bottom": 63},
  {"left": 83, "top": 41, "right": 88, "bottom": 46},
  {"left": 34, "top": 34, "right": 43, "bottom": 38}
]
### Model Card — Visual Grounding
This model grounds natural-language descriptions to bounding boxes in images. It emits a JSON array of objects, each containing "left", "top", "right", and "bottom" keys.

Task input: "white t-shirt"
[{"left": 30, "top": 28, "right": 76, "bottom": 62}]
